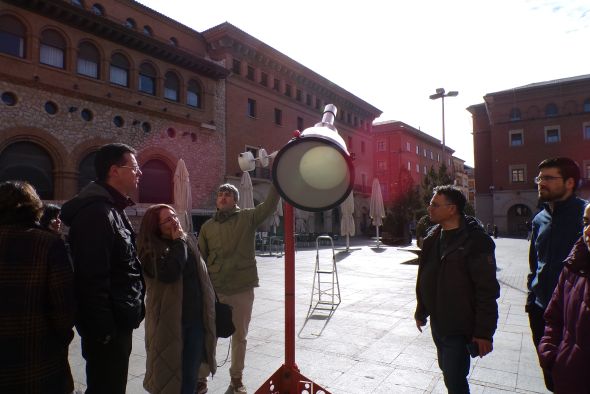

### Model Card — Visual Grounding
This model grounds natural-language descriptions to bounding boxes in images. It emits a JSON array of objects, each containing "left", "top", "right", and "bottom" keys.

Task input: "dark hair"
[
  {"left": 538, "top": 157, "right": 580, "bottom": 191},
  {"left": 40, "top": 203, "right": 60, "bottom": 229},
  {"left": 137, "top": 204, "right": 186, "bottom": 276},
  {"left": 94, "top": 143, "right": 136, "bottom": 182},
  {"left": 433, "top": 185, "right": 467, "bottom": 215},
  {"left": 0, "top": 181, "right": 44, "bottom": 225},
  {"left": 217, "top": 183, "right": 239, "bottom": 202}
]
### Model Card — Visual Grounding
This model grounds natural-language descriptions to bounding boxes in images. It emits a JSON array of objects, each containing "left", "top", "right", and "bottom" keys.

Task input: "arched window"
[
  {"left": 77, "top": 42, "right": 100, "bottom": 78},
  {"left": 545, "top": 103, "right": 558, "bottom": 117},
  {"left": 187, "top": 79, "right": 201, "bottom": 108},
  {"left": 143, "top": 25, "right": 153, "bottom": 36},
  {"left": 78, "top": 151, "right": 97, "bottom": 191},
  {"left": 124, "top": 18, "right": 136, "bottom": 29},
  {"left": 91, "top": 3, "right": 104, "bottom": 16},
  {"left": 138, "top": 62, "right": 156, "bottom": 95},
  {"left": 164, "top": 71, "right": 179, "bottom": 101},
  {"left": 138, "top": 159, "right": 172, "bottom": 203},
  {"left": 169, "top": 37, "right": 178, "bottom": 47},
  {"left": 40, "top": 29, "right": 66, "bottom": 69},
  {"left": 110, "top": 53, "right": 129, "bottom": 86},
  {"left": 71, "top": 0, "right": 84, "bottom": 7},
  {"left": 0, "top": 141, "right": 54, "bottom": 199},
  {"left": 0, "top": 15, "right": 26, "bottom": 58},
  {"left": 584, "top": 98, "right": 590, "bottom": 113},
  {"left": 509, "top": 107, "right": 521, "bottom": 121}
]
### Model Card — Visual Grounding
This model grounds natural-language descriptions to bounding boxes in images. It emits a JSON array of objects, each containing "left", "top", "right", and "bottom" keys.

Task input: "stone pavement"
[{"left": 69, "top": 237, "right": 551, "bottom": 394}]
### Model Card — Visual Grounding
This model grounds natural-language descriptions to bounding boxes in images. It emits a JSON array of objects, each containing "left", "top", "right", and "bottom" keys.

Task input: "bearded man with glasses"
[{"left": 527, "top": 157, "right": 587, "bottom": 391}]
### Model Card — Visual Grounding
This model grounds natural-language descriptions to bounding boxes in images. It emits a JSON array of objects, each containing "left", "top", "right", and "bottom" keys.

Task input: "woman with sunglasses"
[{"left": 138, "top": 204, "right": 216, "bottom": 394}]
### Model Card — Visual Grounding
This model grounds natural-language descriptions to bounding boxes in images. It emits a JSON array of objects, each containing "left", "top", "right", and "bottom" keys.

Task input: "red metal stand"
[{"left": 255, "top": 203, "right": 330, "bottom": 394}]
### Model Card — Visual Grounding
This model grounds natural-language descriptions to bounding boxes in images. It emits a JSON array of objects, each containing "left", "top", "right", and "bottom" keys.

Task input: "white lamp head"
[{"left": 238, "top": 151, "right": 256, "bottom": 172}]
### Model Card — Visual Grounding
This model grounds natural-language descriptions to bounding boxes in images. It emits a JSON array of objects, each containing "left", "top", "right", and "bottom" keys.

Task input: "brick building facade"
[
  {"left": 0, "top": 1, "right": 381, "bottom": 234},
  {"left": 202, "top": 23, "right": 382, "bottom": 235},
  {"left": 371, "top": 120, "right": 456, "bottom": 205},
  {"left": 469, "top": 74, "right": 590, "bottom": 236}
]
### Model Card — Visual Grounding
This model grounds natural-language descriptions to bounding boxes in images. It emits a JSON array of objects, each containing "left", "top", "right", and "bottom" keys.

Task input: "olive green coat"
[{"left": 198, "top": 187, "right": 279, "bottom": 295}]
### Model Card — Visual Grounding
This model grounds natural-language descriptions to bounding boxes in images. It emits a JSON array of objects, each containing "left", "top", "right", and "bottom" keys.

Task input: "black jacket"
[
  {"left": 415, "top": 216, "right": 499, "bottom": 340},
  {"left": 61, "top": 182, "right": 145, "bottom": 341}
]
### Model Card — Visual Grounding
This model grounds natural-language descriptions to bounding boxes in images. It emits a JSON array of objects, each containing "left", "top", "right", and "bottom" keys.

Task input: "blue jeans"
[
  {"left": 431, "top": 330, "right": 470, "bottom": 394},
  {"left": 181, "top": 323, "right": 205, "bottom": 394}
]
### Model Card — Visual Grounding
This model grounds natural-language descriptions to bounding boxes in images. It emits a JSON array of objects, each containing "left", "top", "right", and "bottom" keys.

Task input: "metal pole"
[
  {"left": 441, "top": 95, "right": 446, "bottom": 167},
  {"left": 284, "top": 202, "right": 296, "bottom": 368}
]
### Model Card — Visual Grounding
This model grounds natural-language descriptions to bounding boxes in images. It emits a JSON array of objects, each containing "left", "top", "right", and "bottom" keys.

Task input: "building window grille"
[
  {"left": 0, "top": 15, "right": 26, "bottom": 58},
  {"left": 544, "top": 127, "right": 560, "bottom": 143},
  {"left": 545, "top": 103, "right": 558, "bottom": 117},
  {"left": 77, "top": 42, "right": 100, "bottom": 78},
  {"left": 40, "top": 30, "right": 66, "bottom": 69},
  {"left": 247, "top": 65, "right": 255, "bottom": 81},
  {"left": 164, "top": 72, "right": 179, "bottom": 101},
  {"left": 247, "top": 98, "right": 256, "bottom": 118},
  {"left": 110, "top": 54, "right": 129, "bottom": 86},
  {"left": 274, "top": 108, "right": 282, "bottom": 125},
  {"left": 509, "top": 130, "right": 524, "bottom": 146},
  {"left": 187, "top": 80, "right": 201, "bottom": 108},
  {"left": 138, "top": 63, "right": 157, "bottom": 95},
  {"left": 510, "top": 108, "right": 521, "bottom": 121}
]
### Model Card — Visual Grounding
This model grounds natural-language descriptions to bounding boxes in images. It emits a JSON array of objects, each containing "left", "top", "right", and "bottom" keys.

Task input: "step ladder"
[{"left": 306, "top": 235, "right": 341, "bottom": 317}]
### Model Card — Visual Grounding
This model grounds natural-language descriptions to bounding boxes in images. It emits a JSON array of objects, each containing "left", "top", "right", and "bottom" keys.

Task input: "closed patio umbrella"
[
  {"left": 340, "top": 193, "right": 355, "bottom": 251},
  {"left": 173, "top": 158, "right": 192, "bottom": 233},
  {"left": 370, "top": 178, "right": 385, "bottom": 247},
  {"left": 271, "top": 198, "right": 283, "bottom": 235},
  {"left": 239, "top": 171, "right": 255, "bottom": 209}
]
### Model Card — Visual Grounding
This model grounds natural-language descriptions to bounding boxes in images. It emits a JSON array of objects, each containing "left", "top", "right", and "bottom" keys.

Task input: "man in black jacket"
[
  {"left": 61, "top": 143, "right": 145, "bottom": 394},
  {"left": 415, "top": 185, "right": 499, "bottom": 394}
]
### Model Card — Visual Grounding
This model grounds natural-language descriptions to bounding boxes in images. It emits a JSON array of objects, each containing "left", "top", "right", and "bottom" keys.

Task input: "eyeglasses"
[
  {"left": 119, "top": 165, "right": 142, "bottom": 174},
  {"left": 159, "top": 213, "right": 178, "bottom": 226},
  {"left": 428, "top": 203, "right": 454, "bottom": 209},
  {"left": 534, "top": 175, "right": 563, "bottom": 184}
]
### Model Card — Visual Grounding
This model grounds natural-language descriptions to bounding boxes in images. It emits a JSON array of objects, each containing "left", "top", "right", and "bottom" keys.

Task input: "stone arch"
[
  {"left": 0, "top": 127, "right": 74, "bottom": 199},
  {"left": 500, "top": 197, "right": 535, "bottom": 237},
  {"left": 0, "top": 127, "right": 69, "bottom": 170}
]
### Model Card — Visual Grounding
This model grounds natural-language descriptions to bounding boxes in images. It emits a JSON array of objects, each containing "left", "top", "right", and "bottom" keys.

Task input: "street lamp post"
[{"left": 429, "top": 88, "right": 458, "bottom": 168}]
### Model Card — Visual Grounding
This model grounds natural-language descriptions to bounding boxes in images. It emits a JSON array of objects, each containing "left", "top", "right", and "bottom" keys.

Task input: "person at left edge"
[
  {"left": 61, "top": 143, "right": 145, "bottom": 394},
  {"left": 0, "top": 181, "right": 75, "bottom": 394}
]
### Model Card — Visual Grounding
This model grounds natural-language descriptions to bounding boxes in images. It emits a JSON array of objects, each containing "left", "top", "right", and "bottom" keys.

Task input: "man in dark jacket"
[
  {"left": 527, "top": 157, "right": 587, "bottom": 391},
  {"left": 61, "top": 143, "right": 145, "bottom": 394},
  {"left": 415, "top": 185, "right": 499, "bottom": 394}
]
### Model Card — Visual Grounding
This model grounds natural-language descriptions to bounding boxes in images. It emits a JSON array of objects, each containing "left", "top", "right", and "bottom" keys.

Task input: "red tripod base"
[{"left": 254, "top": 364, "right": 331, "bottom": 394}]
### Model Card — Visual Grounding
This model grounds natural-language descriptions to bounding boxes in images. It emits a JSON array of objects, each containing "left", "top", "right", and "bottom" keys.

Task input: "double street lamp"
[{"left": 429, "top": 88, "right": 458, "bottom": 167}]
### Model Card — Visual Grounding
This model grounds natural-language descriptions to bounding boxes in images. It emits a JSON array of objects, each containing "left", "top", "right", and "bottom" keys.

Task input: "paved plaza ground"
[{"left": 69, "top": 236, "right": 551, "bottom": 393}]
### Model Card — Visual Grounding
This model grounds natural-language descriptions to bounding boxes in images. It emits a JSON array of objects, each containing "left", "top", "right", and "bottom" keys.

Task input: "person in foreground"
[
  {"left": 198, "top": 183, "right": 279, "bottom": 394},
  {"left": 138, "top": 204, "right": 217, "bottom": 394},
  {"left": 415, "top": 185, "right": 500, "bottom": 394},
  {"left": 527, "top": 157, "right": 586, "bottom": 391},
  {"left": 61, "top": 143, "right": 145, "bottom": 394},
  {"left": 0, "top": 181, "right": 75, "bottom": 393},
  {"left": 538, "top": 203, "right": 590, "bottom": 394}
]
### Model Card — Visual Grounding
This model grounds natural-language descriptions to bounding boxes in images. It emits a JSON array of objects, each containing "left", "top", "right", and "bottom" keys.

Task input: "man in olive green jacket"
[{"left": 198, "top": 183, "right": 279, "bottom": 394}]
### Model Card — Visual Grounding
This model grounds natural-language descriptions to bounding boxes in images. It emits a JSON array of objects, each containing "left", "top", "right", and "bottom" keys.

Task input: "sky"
[{"left": 137, "top": 0, "right": 590, "bottom": 166}]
